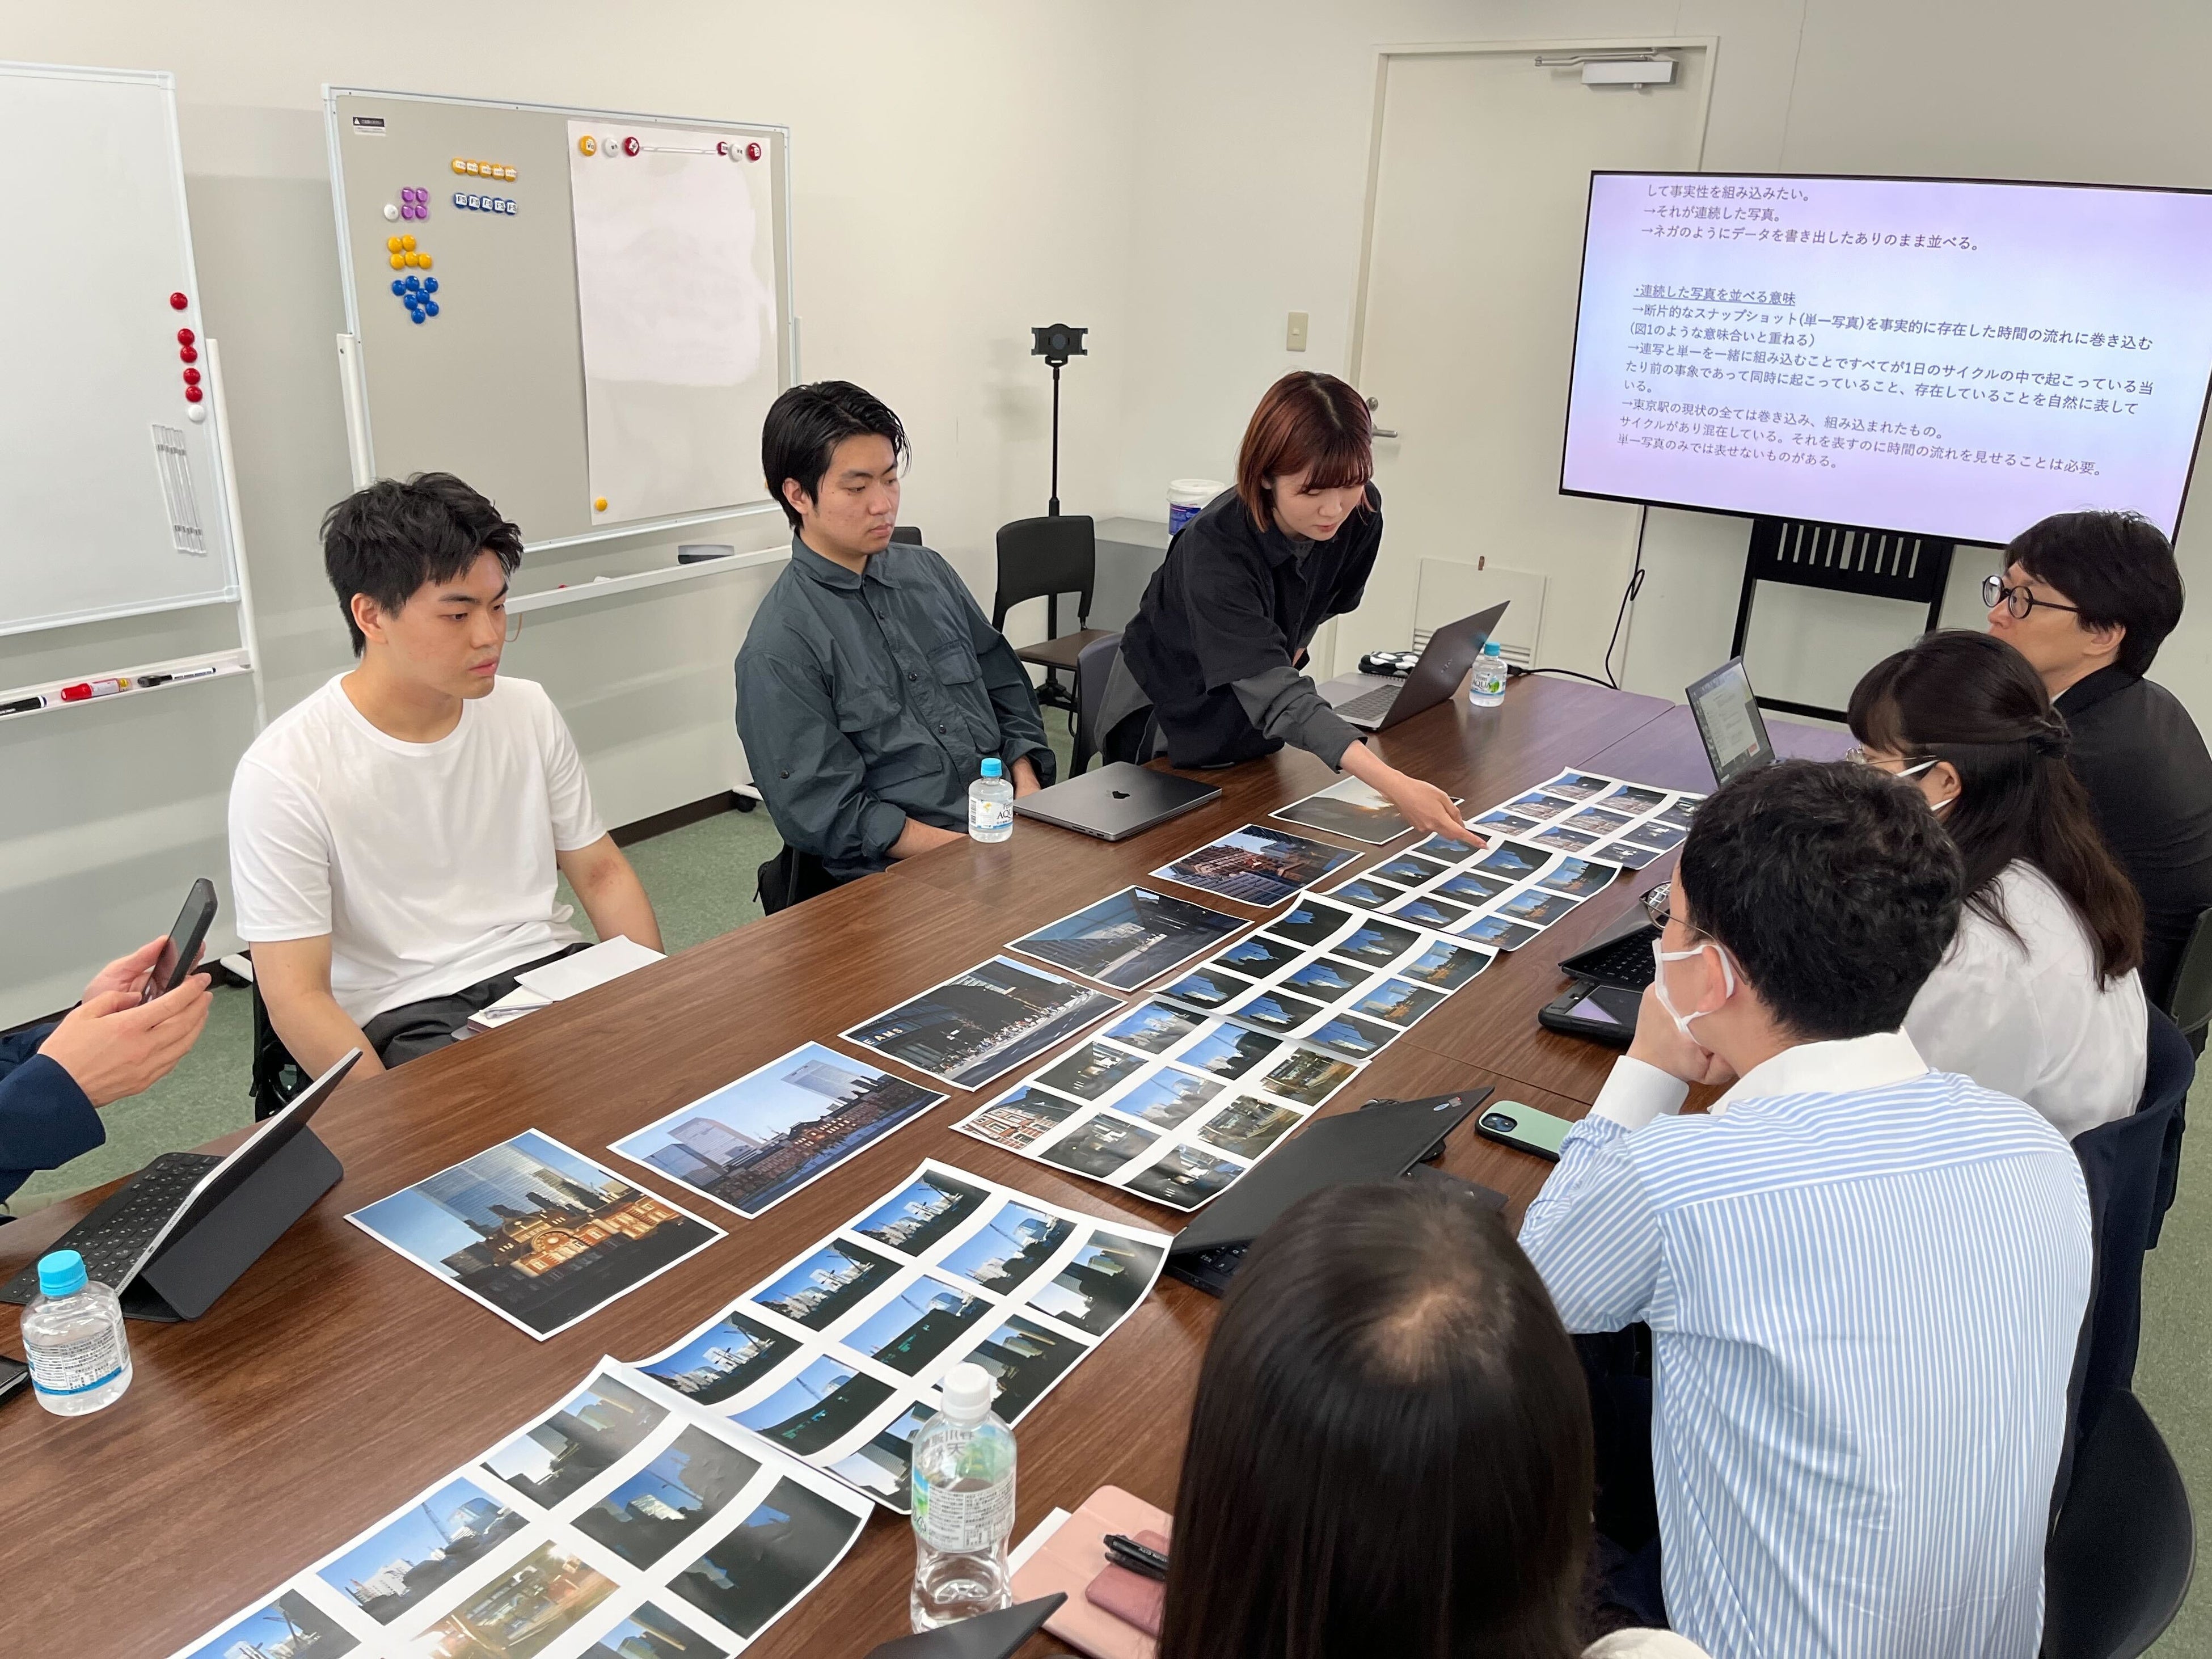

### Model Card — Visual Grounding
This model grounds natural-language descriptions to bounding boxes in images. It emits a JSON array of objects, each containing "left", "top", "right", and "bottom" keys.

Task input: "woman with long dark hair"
[
  {"left": 1846, "top": 629, "right": 2146, "bottom": 1134},
  {"left": 1112, "top": 372, "right": 1472, "bottom": 845},
  {"left": 1158, "top": 1180, "right": 1708, "bottom": 1659}
]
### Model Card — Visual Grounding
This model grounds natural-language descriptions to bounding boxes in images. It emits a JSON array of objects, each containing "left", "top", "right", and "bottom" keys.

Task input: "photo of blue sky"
[{"left": 350, "top": 1131, "right": 635, "bottom": 1277}]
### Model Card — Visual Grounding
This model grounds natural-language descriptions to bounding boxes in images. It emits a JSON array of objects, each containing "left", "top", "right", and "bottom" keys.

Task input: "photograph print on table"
[
  {"left": 957, "top": 1084, "right": 1086, "bottom": 1150},
  {"left": 938, "top": 1199, "right": 1077, "bottom": 1293},
  {"left": 313, "top": 1475, "right": 528, "bottom": 1625},
  {"left": 664, "top": 1477, "right": 866, "bottom": 1643},
  {"left": 1271, "top": 774, "right": 1460, "bottom": 844},
  {"left": 842, "top": 955, "right": 1122, "bottom": 1092},
  {"left": 346, "top": 1130, "right": 725, "bottom": 1340},
  {"left": 574, "top": 1425, "right": 762, "bottom": 1568},
  {"left": 1101, "top": 999, "right": 1208, "bottom": 1056},
  {"left": 1214, "top": 931, "right": 1308, "bottom": 979},
  {"left": 1321, "top": 874, "right": 1405, "bottom": 911},
  {"left": 179, "top": 1592, "right": 357, "bottom": 1659},
  {"left": 608, "top": 1042, "right": 947, "bottom": 1221},
  {"left": 1032, "top": 1040, "right": 1149, "bottom": 1102},
  {"left": 482, "top": 1373, "right": 669, "bottom": 1505},
  {"left": 1151, "top": 822, "right": 1358, "bottom": 907},
  {"left": 580, "top": 1603, "right": 736, "bottom": 1659},
  {"left": 634, "top": 1308, "right": 805, "bottom": 1406},
  {"left": 1118, "top": 1143, "right": 1246, "bottom": 1210},
  {"left": 414, "top": 1539, "right": 617, "bottom": 1657},
  {"left": 1267, "top": 896, "right": 1359, "bottom": 947},
  {"left": 735, "top": 1355, "right": 899, "bottom": 1457},
  {"left": 1159, "top": 964, "right": 1253, "bottom": 1010},
  {"left": 1008, "top": 885, "right": 1247, "bottom": 991},
  {"left": 754, "top": 1238, "right": 901, "bottom": 1329},
  {"left": 852, "top": 1167, "right": 991, "bottom": 1256}
]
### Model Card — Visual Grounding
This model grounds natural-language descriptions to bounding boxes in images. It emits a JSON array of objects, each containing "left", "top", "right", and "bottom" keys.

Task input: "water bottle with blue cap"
[
  {"left": 968, "top": 757, "right": 1014, "bottom": 843},
  {"left": 21, "top": 1249, "right": 132, "bottom": 1416}
]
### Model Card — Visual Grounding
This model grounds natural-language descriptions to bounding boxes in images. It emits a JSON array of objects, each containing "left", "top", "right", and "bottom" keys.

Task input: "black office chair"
[
  {"left": 2042, "top": 1391, "right": 2194, "bottom": 1659},
  {"left": 2066, "top": 1008, "right": 2192, "bottom": 1457},
  {"left": 755, "top": 843, "right": 842, "bottom": 917},
  {"left": 991, "top": 515, "right": 1113, "bottom": 714},
  {"left": 248, "top": 973, "right": 309, "bottom": 1122},
  {"left": 2159, "top": 904, "right": 2212, "bottom": 1055},
  {"left": 1069, "top": 631, "right": 1124, "bottom": 777},
  {"left": 890, "top": 525, "right": 923, "bottom": 546}
]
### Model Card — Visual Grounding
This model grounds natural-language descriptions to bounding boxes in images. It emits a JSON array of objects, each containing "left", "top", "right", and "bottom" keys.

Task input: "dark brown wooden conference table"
[{"left": 0, "top": 675, "right": 1851, "bottom": 1656}]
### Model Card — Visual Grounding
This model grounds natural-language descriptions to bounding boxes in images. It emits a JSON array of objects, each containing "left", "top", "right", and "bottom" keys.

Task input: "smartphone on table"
[
  {"left": 143, "top": 878, "right": 218, "bottom": 1004},
  {"left": 1475, "top": 1101, "right": 1575, "bottom": 1163}
]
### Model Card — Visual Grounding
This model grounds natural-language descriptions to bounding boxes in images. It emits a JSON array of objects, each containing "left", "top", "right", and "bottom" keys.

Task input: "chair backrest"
[
  {"left": 2069, "top": 1006, "right": 2193, "bottom": 1432},
  {"left": 2160, "top": 903, "right": 2212, "bottom": 1036},
  {"left": 1071, "top": 631, "right": 1124, "bottom": 776},
  {"left": 248, "top": 974, "right": 309, "bottom": 1122},
  {"left": 755, "top": 842, "right": 841, "bottom": 917},
  {"left": 890, "top": 525, "right": 923, "bottom": 545},
  {"left": 992, "top": 515, "right": 1096, "bottom": 631},
  {"left": 2042, "top": 1391, "right": 2194, "bottom": 1659}
]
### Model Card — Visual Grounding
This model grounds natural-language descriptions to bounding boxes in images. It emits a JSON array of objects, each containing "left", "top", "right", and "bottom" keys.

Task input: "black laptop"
[
  {"left": 1014, "top": 760, "right": 1222, "bottom": 841},
  {"left": 863, "top": 1596, "right": 1066, "bottom": 1658},
  {"left": 1164, "top": 1091, "right": 1497, "bottom": 1295},
  {"left": 1317, "top": 601, "right": 1511, "bottom": 732},
  {"left": 1, "top": 1049, "right": 356, "bottom": 1320}
]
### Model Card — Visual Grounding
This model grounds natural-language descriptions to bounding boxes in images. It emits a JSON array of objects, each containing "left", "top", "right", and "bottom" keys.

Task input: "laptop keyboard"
[
  {"left": 1333, "top": 683, "right": 1402, "bottom": 723},
  {"left": 0, "top": 1150, "right": 221, "bottom": 1305},
  {"left": 1164, "top": 1242, "right": 1248, "bottom": 1297},
  {"left": 1572, "top": 929, "right": 1661, "bottom": 990}
]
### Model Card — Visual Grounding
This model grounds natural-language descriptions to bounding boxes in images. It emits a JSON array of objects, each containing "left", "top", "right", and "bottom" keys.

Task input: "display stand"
[{"left": 1729, "top": 517, "right": 1955, "bottom": 722}]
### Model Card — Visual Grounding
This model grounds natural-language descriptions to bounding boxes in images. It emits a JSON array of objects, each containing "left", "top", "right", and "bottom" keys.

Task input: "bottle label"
[
  {"left": 913, "top": 1476, "right": 1016, "bottom": 1554},
  {"left": 970, "top": 799, "right": 1013, "bottom": 833},
  {"left": 27, "top": 1328, "right": 124, "bottom": 1396}
]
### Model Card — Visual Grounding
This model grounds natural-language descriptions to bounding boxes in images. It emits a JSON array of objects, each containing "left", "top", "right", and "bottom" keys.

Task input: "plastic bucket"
[{"left": 1168, "top": 478, "right": 1226, "bottom": 535}]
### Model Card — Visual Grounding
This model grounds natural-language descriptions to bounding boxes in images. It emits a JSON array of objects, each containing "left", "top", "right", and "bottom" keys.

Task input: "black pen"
[
  {"left": 1103, "top": 1533, "right": 1169, "bottom": 1580},
  {"left": 0, "top": 694, "right": 47, "bottom": 716}
]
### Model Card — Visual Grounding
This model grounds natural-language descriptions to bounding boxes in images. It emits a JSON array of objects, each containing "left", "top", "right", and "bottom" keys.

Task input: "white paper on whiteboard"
[{"left": 568, "top": 119, "right": 780, "bottom": 525}]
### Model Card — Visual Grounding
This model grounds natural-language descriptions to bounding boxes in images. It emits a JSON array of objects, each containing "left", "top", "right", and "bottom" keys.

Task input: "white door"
[{"left": 1343, "top": 45, "right": 1712, "bottom": 679}]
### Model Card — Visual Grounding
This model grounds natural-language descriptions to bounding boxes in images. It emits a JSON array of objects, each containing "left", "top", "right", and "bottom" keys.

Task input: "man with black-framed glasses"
[{"left": 1990, "top": 509, "right": 2212, "bottom": 1003}]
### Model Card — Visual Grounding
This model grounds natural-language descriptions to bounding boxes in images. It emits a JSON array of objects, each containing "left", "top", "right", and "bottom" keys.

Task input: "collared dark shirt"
[
  {"left": 2056, "top": 665, "right": 2212, "bottom": 1004},
  {"left": 736, "top": 535, "right": 1054, "bottom": 880},
  {"left": 1120, "top": 486, "right": 1382, "bottom": 769},
  {"left": 0, "top": 1023, "right": 101, "bottom": 1208}
]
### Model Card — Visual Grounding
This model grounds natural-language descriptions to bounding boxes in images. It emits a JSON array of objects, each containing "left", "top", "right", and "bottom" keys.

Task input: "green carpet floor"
[{"left": 6, "top": 720, "right": 2203, "bottom": 1649}]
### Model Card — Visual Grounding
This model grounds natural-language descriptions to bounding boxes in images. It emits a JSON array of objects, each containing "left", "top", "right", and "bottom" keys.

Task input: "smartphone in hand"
[{"left": 143, "top": 878, "right": 218, "bottom": 1004}]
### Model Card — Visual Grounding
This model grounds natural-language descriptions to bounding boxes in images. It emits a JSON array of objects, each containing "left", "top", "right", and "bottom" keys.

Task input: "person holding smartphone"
[
  {"left": 1111, "top": 372, "right": 1473, "bottom": 846},
  {"left": 1, "top": 936, "right": 213, "bottom": 1206}
]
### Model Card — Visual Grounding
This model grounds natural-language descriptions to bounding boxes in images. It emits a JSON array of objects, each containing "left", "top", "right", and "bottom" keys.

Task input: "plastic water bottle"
[
  {"left": 21, "top": 1249, "right": 131, "bottom": 1416},
  {"left": 1470, "top": 640, "right": 1508, "bottom": 707},
  {"left": 910, "top": 1362, "right": 1016, "bottom": 1629},
  {"left": 968, "top": 757, "right": 1014, "bottom": 843}
]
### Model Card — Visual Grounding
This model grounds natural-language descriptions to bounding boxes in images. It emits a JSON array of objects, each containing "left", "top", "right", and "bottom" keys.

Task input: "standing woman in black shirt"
[{"left": 1118, "top": 372, "right": 1475, "bottom": 845}]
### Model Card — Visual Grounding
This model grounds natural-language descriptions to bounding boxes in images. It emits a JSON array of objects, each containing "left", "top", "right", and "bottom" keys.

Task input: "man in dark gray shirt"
[
  {"left": 737, "top": 382, "right": 1052, "bottom": 881},
  {"left": 1989, "top": 510, "right": 2212, "bottom": 1006}
]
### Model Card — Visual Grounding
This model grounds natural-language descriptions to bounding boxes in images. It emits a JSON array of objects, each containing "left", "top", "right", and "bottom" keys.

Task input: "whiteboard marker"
[
  {"left": 0, "top": 693, "right": 48, "bottom": 716},
  {"left": 58, "top": 678, "right": 127, "bottom": 702},
  {"left": 135, "top": 666, "right": 219, "bottom": 688}
]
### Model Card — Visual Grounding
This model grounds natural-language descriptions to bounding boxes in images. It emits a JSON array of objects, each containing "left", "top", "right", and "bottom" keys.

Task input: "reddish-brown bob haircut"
[{"left": 1236, "top": 372, "right": 1374, "bottom": 532}]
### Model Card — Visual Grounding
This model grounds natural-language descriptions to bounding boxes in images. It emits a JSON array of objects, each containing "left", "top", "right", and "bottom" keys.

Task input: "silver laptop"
[
  {"left": 1686, "top": 657, "right": 1776, "bottom": 787},
  {"left": 1318, "top": 601, "right": 1511, "bottom": 731},
  {"left": 1014, "top": 761, "right": 1223, "bottom": 841}
]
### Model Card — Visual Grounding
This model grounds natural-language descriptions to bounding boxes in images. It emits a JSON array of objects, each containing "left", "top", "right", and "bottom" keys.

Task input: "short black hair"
[
  {"left": 1160, "top": 1181, "right": 1591, "bottom": 1659},
  {"left": 761, "top": 380, "right": 908, "bottom": 530},
  {"left": 320, "top": 473, "right": 523, "bottom": 656},
  {"left": 2005, "top": 510, "right": 2184, "bottom": 676},
  {"left": 1676, "top": 759, "right": 1962, "bottom": 1041}
]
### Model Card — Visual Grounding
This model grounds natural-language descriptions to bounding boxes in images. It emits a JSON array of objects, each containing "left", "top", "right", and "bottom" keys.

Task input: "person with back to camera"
[
  {"left": 1156, "top": 1178, "right": 1709, "bottom": 1659},
  {"left": 1986, "top": 509, "right": 2212, "bottom": 1005},
  {"left": 1518, "top": 759, "right": 2092, "bottom": 1658},
  {"left": 1109, "top": 371, "right": 1476, "bottom": 847},
  {"left": 1847, "top": 629, "right": 2146, "bottom": 1136}
]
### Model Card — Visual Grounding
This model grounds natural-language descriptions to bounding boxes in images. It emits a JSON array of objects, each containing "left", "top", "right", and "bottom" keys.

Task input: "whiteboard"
[
  {"left": 325, "top": 87, "right": 795, "bottom": 549},
  {"left": 0, "top": 64, "right": 242, "bottom": 636}
]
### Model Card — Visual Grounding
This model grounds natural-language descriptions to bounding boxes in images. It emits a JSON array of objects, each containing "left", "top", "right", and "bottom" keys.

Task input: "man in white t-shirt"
[{"left": 230, "top": 473, "right": 661, "bottom": 1080}]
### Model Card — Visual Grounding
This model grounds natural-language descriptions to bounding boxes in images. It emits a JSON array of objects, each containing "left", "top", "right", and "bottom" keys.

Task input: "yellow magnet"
[
  {"left": 594, "top": 496, "right": 609, "bottom": 512},
  {"left": 579, "top": 135, "right": 597, "bottom": 156},
  {"left": 400, "top": 233, "right": 416, "bottom": 251},
  {"left": 389, "top": 252, "right": 405, "bottom": 269},
  {"left": 386, "top": 234, "right": 402, "bottom": 253},
  {"left": 416, "top": 253, "right": 432, "bottom": 269},
  {"left": 451, "top": 157, "right": 467, "bottom": 174}
]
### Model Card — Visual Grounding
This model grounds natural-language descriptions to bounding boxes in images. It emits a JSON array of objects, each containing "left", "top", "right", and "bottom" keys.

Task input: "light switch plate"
[{"left": 1285, "top": 310, "right": 1309, "bottom": 351}]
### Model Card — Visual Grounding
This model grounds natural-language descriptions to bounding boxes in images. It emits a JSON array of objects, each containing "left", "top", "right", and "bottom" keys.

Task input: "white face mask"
[
  {"left": 1896, "top": 757, "right": 1956, "bottom": 814},
  {"left": 1651, "top": 936, "right": 1736, "bottom": 1039}
]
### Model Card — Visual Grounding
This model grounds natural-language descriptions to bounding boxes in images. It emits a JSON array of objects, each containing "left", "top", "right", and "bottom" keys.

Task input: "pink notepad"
[{"left": 1009, "top": 1485, "right": 1174, "bottom": 1659}]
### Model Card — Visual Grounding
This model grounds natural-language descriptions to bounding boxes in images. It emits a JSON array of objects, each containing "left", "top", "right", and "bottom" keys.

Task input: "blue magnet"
[
  {"left": 504, "top": 198, "right": 516, "bottom": 214},
  {"left": 423, "top": 299, "right": 440, "bottom": 316},
  {"left": 423, "top": 277, "right": 439, "bottom": 293},
  {"left": 410, "top": 309, "right": 425, "bottom": 324},
  {"left": 452, "top": 191, "right": 465, "bottom": 208},
  {"left": 390, "top": 278, "right": 406, "bottom": 296},
  {"left": 404, "top": 273, "right": 421, "bottom": 290}
]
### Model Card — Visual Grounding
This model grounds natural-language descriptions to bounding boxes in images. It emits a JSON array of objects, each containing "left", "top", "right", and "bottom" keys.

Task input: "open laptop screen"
[{"left": 1686, "top": 657, "right": 1775, "bottom": 787}]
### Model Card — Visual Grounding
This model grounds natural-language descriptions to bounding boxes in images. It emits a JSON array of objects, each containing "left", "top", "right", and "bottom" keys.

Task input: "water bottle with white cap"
[
  {"left": 21, "top": 1249, "right": 132, "bottom": 1416},
  {"left": 909, "top": 1361, "right": 1018, "bottom": 1628}
]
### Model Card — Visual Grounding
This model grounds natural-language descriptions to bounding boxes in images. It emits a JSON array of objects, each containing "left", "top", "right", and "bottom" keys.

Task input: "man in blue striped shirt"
[{"left": 1520, "top": 760, "right": 2092, "bottom": 1659}]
